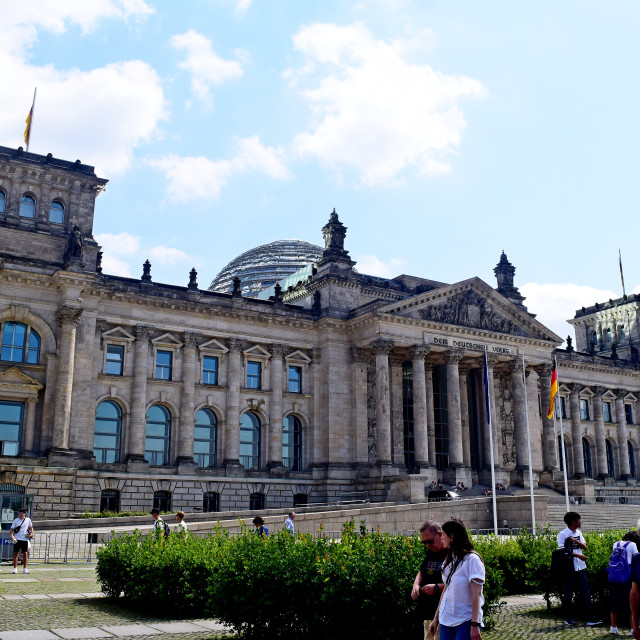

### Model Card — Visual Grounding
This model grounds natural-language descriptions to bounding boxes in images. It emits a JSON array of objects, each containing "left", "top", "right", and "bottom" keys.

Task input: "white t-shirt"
[
  {"left": 438, "top": 552, "right": 485, "bottom": 627},
  {"left": 11, "top": 517, "right": 33, "bottom": 542},
  {"left": 284, "top": 517, "right": 294, "bottom": 533},
  {"left": 557, "top": 527, "right": 587, "bottom": 571},
  {"left": 612, "top": 540, "right": 638, "bottom": 564}
]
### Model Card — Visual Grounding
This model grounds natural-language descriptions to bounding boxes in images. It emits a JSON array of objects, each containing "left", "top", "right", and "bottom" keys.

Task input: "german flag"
[
  {"left": 546, "top": 360, "right": 558, "bottom": 419},
  {"left": 24, "top": 107, "right": 33, "bottom": 146}
]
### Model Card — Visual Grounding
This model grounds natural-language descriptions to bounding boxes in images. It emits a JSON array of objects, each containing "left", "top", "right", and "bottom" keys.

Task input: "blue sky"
[{"left": 4, "top": 1, "right": 639, "bottom": 341}]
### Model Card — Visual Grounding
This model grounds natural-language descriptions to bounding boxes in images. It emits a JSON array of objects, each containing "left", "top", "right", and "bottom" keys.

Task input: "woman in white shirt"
[{"left": 428, "top": 519, "right": 485, "bottom": 640}]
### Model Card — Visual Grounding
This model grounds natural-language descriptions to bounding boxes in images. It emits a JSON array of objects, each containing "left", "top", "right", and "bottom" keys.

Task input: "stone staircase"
[{"left": 547, "top": 503, "right": 640, "bottom": 532}]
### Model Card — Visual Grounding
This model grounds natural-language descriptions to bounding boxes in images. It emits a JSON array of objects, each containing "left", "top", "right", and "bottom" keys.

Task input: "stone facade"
[{"left": 1, "top": 144, "right": 640, "bottom": 519}]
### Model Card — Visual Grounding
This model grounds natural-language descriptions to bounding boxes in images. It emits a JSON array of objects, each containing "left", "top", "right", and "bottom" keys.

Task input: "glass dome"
[{"left": 208, "top": 239, "right": 323, "bottom": 297}]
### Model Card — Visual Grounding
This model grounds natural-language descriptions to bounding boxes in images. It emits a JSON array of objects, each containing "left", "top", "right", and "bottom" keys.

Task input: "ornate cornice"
[{"left": 56, "top": 305, "right": 83, "bottom": 326}]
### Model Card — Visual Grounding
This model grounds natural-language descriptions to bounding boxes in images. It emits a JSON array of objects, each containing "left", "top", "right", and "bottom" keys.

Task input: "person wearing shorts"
[{"left": 10, "top": 508, "right": 35, "bottom": 574}]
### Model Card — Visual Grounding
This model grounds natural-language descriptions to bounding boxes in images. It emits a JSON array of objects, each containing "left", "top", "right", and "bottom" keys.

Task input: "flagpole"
[
  {"left": 619, "top": 249, "right": 626, "bottom": 298},
  {"left": 25, "top": 88, "right": 36, "bottom": 152},
  {"left": 555, "top": 356, "right": 570, "bottom": 512},
  {"left": 484, "top": 347, "right": 498, "bottom": 536},
  {"left": 521, "top": 354, "right": 536, "bottom": 532}
]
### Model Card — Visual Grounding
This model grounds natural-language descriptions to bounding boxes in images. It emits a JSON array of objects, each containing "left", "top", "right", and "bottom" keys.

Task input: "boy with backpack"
[
  {"left": 557, "top": 511, "right": 603, "bottom": 628},
  {"left": 151, "top": 507, "right": 170, "bottom": 539},
  {"left": 608, "top": 531, "right": 639, "bottom": 635}
]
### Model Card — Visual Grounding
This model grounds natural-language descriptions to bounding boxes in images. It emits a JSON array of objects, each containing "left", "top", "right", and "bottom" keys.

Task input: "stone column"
[
  {"left": 411, "top": 345, "right": 430, "bottom": 470},
  {"left": 23, "top": 397, "right": 38, "bottom": 454},
  {"left": 127, "top": 325, "right": 152, "bottom": 463},
  {"left": 51, "top": 305, "right": 83, "bottom": 453},
  {"left": 224, "top": 338, "right": 244, "bottom": 468},
  {"left": 535, "top": 364, "right": 557, "bottom": 471},
  {"left": 351, "top": 347, "right": 370, "bottom": 467},
  {"left": 177, "top": 332, "right": 198, "bottom": 465},
  {"left": 390, "top": 358, "right": 405, "bottom": 466},
  {"left": 425, "top": 363, "right": 436, "bottom": 468},
  {"left": 483, "top": 355, "right": 501, "bottom": 470},
  {"left": 371, "top": 338, "right": 394, "bottom": 465},
  {"left": 459, "top": 366, "right": 471, "bottom": 468},
  {"left": 268, "top": 343, "right": 287, "bottom": 470},
  {"left": 511, "top": 359, "right": 529, "bottom": 470},
  {"left": 445, "top": 349, "right": 464, "bottom": 467},
  {"left": 310, "top": 348, "right": 324, "bottom": 468},
  {"left": 593, "top": 386, "right": 608, "bottom": 479},
  {"left": 569, "top": 384, "right": 585, "bottom": 478},
  {"left": 616, "top": 389, "right": 631, "bottom": 478}
]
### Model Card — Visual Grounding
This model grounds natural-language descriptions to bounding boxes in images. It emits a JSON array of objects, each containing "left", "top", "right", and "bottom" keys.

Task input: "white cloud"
[
  {"left": 171, "top": 29, "right": 245, "bottom": 107},
  {"left": 234, "top": 0, "right": 252, "bottom": 13},
  {"left": 521, "top": 282, "right": 621, "bottom": 342},
  {"left": 146, "top": 135, "right": 291, "bottom": 202},
  {"left": 148, "top": 245, "right": 190, "bottom": 265},
  {"left": 356, "top": 255, "right": 407, "bottom": 278},
  {"left": 1, "top": 3, "right": 165, "bottom": 176},
  {"left": 286, "top": 22, "right": 486, "bottom": 185},
  {"left": 95, "top": 232, "right": 141, "bottom": 255}
]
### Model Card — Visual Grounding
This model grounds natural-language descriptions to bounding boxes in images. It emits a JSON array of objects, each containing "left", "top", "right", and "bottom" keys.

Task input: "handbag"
[{"left": 12, "top": 518, "right": 25, "bottom": 535}]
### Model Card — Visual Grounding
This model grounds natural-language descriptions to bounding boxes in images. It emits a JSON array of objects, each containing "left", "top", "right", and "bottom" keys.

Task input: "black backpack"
[{"left": 551, "top": 547, "right": 573, "bottom": 584}]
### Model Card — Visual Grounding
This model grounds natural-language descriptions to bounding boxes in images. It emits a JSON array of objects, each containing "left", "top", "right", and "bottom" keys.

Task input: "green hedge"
[{"left": 96, "top": 522, "right": 630, "bottom": 639}]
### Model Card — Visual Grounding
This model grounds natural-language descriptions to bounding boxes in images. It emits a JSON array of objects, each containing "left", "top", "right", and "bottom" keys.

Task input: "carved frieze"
[{"left": 419, "top": 289, "right": 526, "bottom": 336}]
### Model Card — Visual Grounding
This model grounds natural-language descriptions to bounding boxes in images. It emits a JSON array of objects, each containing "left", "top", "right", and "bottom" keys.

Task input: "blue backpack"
[{"left": 608, "top": 541, "right": 631, "bottom": 584}]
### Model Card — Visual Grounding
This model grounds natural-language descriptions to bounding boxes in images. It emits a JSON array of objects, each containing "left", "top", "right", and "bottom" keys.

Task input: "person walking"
[
  {"left": 411, "top": 520, "right": 447, "bottom": 640},
  {"left": 428, "top": 519, "right": 485, "bottom": 640},
  {"left": 10, "top": 508, "right": 34, "bottom": 574},
  {"left": 253, "top": 516, "right": 269, "bottom": 537},
  {"left": 608, "top": 531, "right": 639, "bottom": 634},
  {"left": 284, "top": 511, "right": 295, "bottom": 533},
  {"left": 175, "top": 510, "right": 189, "bottom": 537},
  {"left": 151, "top": 507, "right": 168, "bottom": 539},
  {"left": 557, "top": 511, "right": 602, "bottom": 627}
]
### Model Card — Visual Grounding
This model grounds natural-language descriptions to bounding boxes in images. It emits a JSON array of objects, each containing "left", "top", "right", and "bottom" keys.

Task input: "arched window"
[
  {"left": 282, "top": 415, "right": 302, "bottom": 471},
  {"left": 153, "top": 490, "right": 171, "bottom": 512},
  {"left": 606, "top": 440, "right": 615, "bottom": 478},
  {"left": 203, "top": 492, "right": 219, "bottom": 513},
  {"left": 145, "top": 405, "right": 171, "bottom": 466},
  {"left": 0, "top": 189, "right": 6, "bottom": 213},
  {"left": 19, "top": 194, "right": 36, "bottom": 218},
  {"left": 100, "top": 489, "right": 120, "bottom": 513},
  {"left": 194, "top": 408, "right": 217, "bottom": 468},
  {"left": 0, "top": 401, "right": 23, "bottom": 456},
  {"left": 94, "top": 401, "right": 122, "bottom": 463},
  {"left": 249, "top": 492, "right": 264, "bottom": 510},
  {"left": 49, "top": 200, "right": 64, "bottom": 224},
  {"left": 629, "top": 441, "right": 636, "bottom": 479},
  {"left": 582, "top": 438, "right": 593, "bottom": 478},
  {"left": 620, "top": 325, "right": 626, "bottom": 340},
  {"left": 592, "top": 331, "right": 598, "bottom": 346},
  {"left": 239, "top": 412, "right": 260, "bottom": 469},
  {"left": 605, "top": 328, "right": 613, "bottom": 343},
  {"left": 1, "top": 322, "right": 41, "bottom": 364}
]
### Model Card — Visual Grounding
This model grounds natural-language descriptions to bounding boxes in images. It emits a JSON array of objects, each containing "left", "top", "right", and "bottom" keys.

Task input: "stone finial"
[
  {"left": 273, "top": 283, "right": 283, "bottom": 304},
  {"left": 96, "top": 251, "right": 103, "bottom": 274},
  {"left": 232, "top": 276, "right": 242, "bottom": 298},
  {"left": 141, "top": 259, "right": 152, "bottom": 282},
  {"left": 566, "top": 336, "right": 573, "bottom": 353},
  {"left": 188, "top": 267, "right": 198, "bottom": 290},
  {"left": 493, "top": 251, "right": 526, "bottom": 308},
  {"left": 318, "top": 208, "right": 354, "bottom": 267}
]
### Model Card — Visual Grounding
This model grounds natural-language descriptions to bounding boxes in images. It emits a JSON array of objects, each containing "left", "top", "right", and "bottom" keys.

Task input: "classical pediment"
[
  {"left": 0, "top": 367, "right": 43, "bottom": 393},
  {"left": 377, "top": 278, "right": 562, "bottom": 342}
]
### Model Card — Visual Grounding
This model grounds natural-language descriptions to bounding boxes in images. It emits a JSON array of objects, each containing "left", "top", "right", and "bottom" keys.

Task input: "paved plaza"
[{"left": 0, "top": 564, "right": 631, "bottom": 639}]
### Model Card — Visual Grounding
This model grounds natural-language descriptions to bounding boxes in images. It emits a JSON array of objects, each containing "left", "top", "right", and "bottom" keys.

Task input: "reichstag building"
[{"left": 1, "top": 144, "right": 639, "bottom": 519}]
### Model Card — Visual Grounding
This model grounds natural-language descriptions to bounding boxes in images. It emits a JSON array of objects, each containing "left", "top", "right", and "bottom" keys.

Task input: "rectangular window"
[
  {"left": 580, "top": 399, "right": 590, "bottom": 421},
  {"left": 626, "top": 404, "right": 634, "bottom": 425},
  {"left": 288, "top": 365, "right": 302, "bottom": 393},
  {"left": 246, "top": 360, "right": 261, "bottom": 389},
  {"left": 155, "top": 350, "right": 173, "bottom": 380},
  {"left": 603, "top": 401, "right": 612, "bottom": 423},
  {"left": 202, "top": 356, "right": 219, "bottom": 385},
  {"left": 0, "top": 401, "right": 23, "bottom": 456},
  {"left": 105, "top": 344, "right": 124, "bottom": 376},
  {"left": 556, "top": 396, "right": 567, "bottom": 419}
]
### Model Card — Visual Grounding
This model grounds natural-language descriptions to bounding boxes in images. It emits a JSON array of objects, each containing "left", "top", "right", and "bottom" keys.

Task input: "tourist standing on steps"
[
  {"left": 411, "top": 520, "right": 447, "bottom": 640},
  {"left": 284, "top": 511, "right": 295, "bottom": 533},
  {"left": 428, "top": 519, "right": 485, "bottom": 640},
  {"left": 10, "top": 508, "right": 34, "bottom": 574},
  {"left": 557, "top": 511, "right": 602, "bottom": 628}
]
